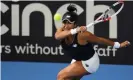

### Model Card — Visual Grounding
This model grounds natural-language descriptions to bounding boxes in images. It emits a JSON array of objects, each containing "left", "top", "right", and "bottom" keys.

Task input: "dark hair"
[
  {"left": 67, "top": 4, "right": 77, "bottom": 12},
  {"left": 62, "top": 4, "right": 78, "bottom": 24}
]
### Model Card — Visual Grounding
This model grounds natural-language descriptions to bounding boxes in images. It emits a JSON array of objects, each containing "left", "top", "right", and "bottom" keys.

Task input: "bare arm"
[
  {"left": 83, "top": 32, "right": 114, "bottom": 46},
  {"left": 55, "top": 24, "right": 81, "bottom": 40},
  {"left": 82, "top": 31, "right": 130, "bottom": 48},
  {"left": 55, "top": 27, "right": 72, "bottom": 40}
]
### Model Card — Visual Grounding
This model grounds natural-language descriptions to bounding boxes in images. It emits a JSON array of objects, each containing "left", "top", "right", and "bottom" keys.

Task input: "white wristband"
[
  {"left": 70, "top": 28, "right": 77, "bottom": 35},
  {"left": 113, "top": 42, "right": 120, "bottom": 48}
]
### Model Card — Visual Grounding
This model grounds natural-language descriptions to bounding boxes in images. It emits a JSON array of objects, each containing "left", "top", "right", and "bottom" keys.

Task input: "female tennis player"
[{"left": 55, "top": 4, "right": 130, "bottom": 80}]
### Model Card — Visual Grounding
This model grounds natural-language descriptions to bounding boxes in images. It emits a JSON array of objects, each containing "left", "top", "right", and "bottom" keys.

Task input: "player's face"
[{"left": 63, "top": 21, "right": 75, "bottom": 30}]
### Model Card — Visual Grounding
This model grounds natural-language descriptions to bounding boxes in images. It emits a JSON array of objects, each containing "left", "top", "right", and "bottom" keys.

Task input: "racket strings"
[{"left": 103, "top": 2, "right": 122, "bottom": 20}]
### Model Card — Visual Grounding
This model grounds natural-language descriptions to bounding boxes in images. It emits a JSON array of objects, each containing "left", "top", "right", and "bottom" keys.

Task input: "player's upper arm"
[{"left": 82, "top": 31, "right": 102, "bottom": 44}]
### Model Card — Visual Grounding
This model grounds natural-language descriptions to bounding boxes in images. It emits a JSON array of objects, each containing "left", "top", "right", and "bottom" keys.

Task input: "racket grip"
[{"left": 86, "top": 22, "right": 94, "bottom": 28}]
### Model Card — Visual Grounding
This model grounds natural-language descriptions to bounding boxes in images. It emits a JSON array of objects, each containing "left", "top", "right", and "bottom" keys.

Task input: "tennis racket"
[{"left": 86, "top": 1, "right": 124, "bottom": 28}]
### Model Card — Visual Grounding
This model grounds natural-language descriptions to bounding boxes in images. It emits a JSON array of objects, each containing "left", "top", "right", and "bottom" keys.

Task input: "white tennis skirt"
[{"left": 71, "top": 53, "right": 100, "bottom": 73}]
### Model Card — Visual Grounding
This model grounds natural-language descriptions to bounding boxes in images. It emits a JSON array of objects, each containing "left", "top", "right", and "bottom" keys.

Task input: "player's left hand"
[{"left": 120, "top": 41, "right": 130, "bottom": 48}]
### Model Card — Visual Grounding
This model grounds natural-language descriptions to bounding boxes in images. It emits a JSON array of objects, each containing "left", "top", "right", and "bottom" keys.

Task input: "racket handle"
[{"left": 86, "top": 22, "right": 94, "bottom": 28}]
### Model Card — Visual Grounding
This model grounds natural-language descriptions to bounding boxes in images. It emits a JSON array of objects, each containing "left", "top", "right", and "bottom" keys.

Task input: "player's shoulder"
[
  {"left": 78, "top": 31, "right": 93, "bottom": 39},
  {"left": 79, "top": 31, "right": 93, "bottom": 36}
]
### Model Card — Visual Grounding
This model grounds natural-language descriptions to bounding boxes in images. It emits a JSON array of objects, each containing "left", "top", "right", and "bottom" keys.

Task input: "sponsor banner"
[{"left": 1, "top": 1, "right": 133, "bottom": 65}]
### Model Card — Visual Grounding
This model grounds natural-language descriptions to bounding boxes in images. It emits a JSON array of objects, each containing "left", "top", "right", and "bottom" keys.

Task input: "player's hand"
[
  {"left": 120, "top": 41, "right": 130, "bottom": 48},
  {"left": 77, "top": 26, "right": 87, "bottom": 33}
]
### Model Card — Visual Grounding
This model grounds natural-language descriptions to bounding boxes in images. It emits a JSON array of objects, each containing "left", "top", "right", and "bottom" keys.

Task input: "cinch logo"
[{"left": 1, "top": 1, "right": 117, "bottom": 39}]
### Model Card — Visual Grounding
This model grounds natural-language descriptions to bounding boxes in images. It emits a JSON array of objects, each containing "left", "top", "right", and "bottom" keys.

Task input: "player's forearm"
[
  {"left": 55, "top": 30, "right": 71, "bottom": 40},
  {"left": 98, "top": 37, "right": 114, "bottom": 46},
  {"left": 55, "top": 28, "right": 78, "bottom": 40}
]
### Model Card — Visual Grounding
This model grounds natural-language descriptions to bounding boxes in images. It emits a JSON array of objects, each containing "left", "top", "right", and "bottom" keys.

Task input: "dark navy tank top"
[{"left": 61, "top": 33, "right": 95, "bottom": 61}]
